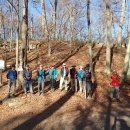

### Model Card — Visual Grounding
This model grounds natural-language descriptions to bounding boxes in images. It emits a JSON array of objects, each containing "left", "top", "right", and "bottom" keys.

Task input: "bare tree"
[
  {"left": 87, "top": 0, "right": 93, "bottom": 75},
  {"left": 21, "top": 0, "right": 28, "bottom": 67},
  {"left": 117, "top": 0, "right": 126, "bottom": 48},
  {"left": 41, "top": 0, "right": 50, "bottom": 55},
  {"left": 120, "top": 32, "right": 130, "bottom": 85},
  {"left": 104, "top": 0, "right": 111, "bottom": 74}
]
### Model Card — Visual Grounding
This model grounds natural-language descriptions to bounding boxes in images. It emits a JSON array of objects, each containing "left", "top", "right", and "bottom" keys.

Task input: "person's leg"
[
  {"left": 86, "top": 82, "right": 92, "bottom": 98},
  {"left": 71, "top": 79, "right": 74, "bottom": 91},
  {"left": 79, "top": 81, "right": 82, "bottom": 92},
  {"left": 29, "top": 81, "right": 33, "bottom": 94},
  {"left": 8, "top": 79, "right": 11, "bottom": 97},
  {"left": 64, "top": 79, "right": 68, "bottom": 91},
  {"left": 110, "top": 86, "right": 115, "bottom": 99},
  {"left": 59, "top": 77, "right": 64, "bottom": 90},
  {"left": 75, "top": 79, "right": 78, "bottom": 92},
  {"left": 23, "top": 80, "right": 27, "bottom": 95},
  {"left": 41, "top": 80, "right": 45, "bottom": 93},
  {"left": 115, "top": 87, "right": 120, "bottom": 100},
  {"left": 38, "top": 80, "right": 41, "bottom": 94},
  {"left": 12, "top": 80, "right": 16, "bottom": 96},
  {"left": 83, "top": 80, "right": 86, "bottom": 93},
  {"left": 50, "top": 79, "right": 54, "bottom": 91}
]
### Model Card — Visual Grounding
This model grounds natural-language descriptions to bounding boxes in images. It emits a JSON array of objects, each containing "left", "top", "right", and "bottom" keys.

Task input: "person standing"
[
  {"left": 49, "top": 64, "right": 58, "bottom": 92},
  {"left": 59, "top": 63, "right": 69, "bottom": 91},
  {"left": 70, "top": 65, "right": 77, "bottom": 92},
  {"left": 23, "top": 64, "right": 33, "bottom": 95},
  {"left": 109, "top": 70, "right": 120, "bottom": 102},
  {"left": 37, "top": 64, "right": 45, "bottom": 95},
  {"left": 6, "top": 64, "right": 17, "bottom": 98},
  {"left": 85, "top": 70, "right": 92, "bottom": 99},
  {"left": 77, "top": 66, "right": 86, "bottom": 93}
]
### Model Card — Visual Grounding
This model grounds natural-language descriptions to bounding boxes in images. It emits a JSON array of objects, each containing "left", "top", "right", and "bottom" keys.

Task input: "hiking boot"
[
  {"left": 38, "top": 92, "right": 41, "bottom": 96},
  {"left": 12, "top": 94, "right": 15, "bottom": 98},
  {"left": 51, "top": 88, "right": 54, "bottom": 92},
  {"left": 7, "top": 94, "right": 10, "bottom": 98},
  {"left": 116, "top": 99, "right": 121, "bottom": 102},
  {"left": 108, "top": 97, "right": 112, "bottom": 102}
]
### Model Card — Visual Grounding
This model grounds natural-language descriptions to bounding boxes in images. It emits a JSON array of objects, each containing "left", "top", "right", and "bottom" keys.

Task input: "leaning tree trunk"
[
  {"left": 21, "top": 0, "right": 28, "bottom": 67},
  {"left": 104, "top": 0, "right": 111, "bottom": 75},
  {"left": 120, "top": 32, "right": 130, "bottom": 86},
  {"left": 117, "top": 0, "right": 126, "bottom": 48},
  {"left": 41, "top": 0, "right": 50, "bottom": 56}
]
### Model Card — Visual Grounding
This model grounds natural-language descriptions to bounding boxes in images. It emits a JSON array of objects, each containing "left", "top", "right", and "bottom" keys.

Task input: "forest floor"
[{"left": 0, "top": 41, "right": 130, "bottom": 130}]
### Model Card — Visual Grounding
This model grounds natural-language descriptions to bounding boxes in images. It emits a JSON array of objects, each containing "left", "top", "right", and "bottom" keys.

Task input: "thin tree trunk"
[
  {"left": 117, "top": 0, "right": 126, "bottom": 48},
  {"left": 41, "top": 0, "right": 50, "bottom": 56},
  {"left": 69, "top": 5, "right": 74, "bottom": 49},
  {"left": 120, "top": 32, "right": 130, "bottom": 85},
  {"left": 21, "top": 0, "right": 28, "bottom": 67},
  {"left": 0, "top": 6, "right": 2, "bottom": 39},
  {"left": 104, "top": 0, "right": 111, "bottom": 75},
  {"left": 9, "top": 0, "right": 13, "bottom": 52},
  {"left": 16, "top": 0, "right": 19, "bottom": 71},
  {"left": 52, "top": 0, "right": 57, "bottom": 39}
]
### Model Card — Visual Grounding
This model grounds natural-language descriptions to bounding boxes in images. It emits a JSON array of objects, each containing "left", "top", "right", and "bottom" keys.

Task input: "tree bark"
[
  {"left": 52, "top": 0, "right": 57, "bottom": 39},
  {"left": 21, "top": 0, "right": 28, "bottom": 67},
  {"left": 104, "top": 0, "right": 111, "bottom": 75},
  {"left": 41, "top": 0, "right": 50, "bottom": 56},
  {"left": 117, "top": 0, "right": 126, "bottom": 48},
  {"left": 87, "top": 0, "right": 93, "bottom": 75},
  {"left": 120, "top": 32, "right": 130, "bottom": 85}
]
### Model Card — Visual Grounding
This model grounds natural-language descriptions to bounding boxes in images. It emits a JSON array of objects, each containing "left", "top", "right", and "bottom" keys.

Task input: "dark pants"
[
  {"left": 23, "top": 80, "right": 33, "bottom": 95},
  {"left": 84, "top": 82, "right": 92, "bottom": 98},
  {"left": 50, "top": 78, "right": 56, "bottom": 90}
]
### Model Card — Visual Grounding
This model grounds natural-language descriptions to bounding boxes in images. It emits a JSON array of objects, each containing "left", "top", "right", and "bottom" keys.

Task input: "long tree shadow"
[
  {"left": 93, "top": 44, "right": 104, "bottom": 72},
  {"left": 12, "top": 90, "right": 74, "bottom": 130}
]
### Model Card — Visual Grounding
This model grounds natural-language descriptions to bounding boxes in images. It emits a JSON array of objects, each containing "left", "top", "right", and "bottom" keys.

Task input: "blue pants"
[
  {"left": 38, "top": 80, "right": 45, "bottom": 93},
  {"left": 8, "top": 79, "right": 16, "bottom": 95},
  {"left": 50, "top": 78, "right": 56, "bottom": 89},
  {"left": 23, "top": 80, "right": 33, "bottom": 94}
]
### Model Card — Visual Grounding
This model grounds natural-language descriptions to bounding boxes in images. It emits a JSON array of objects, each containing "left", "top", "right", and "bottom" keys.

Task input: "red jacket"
[{"left": 111, "top": 74, "right": 120, "bottom": 87}]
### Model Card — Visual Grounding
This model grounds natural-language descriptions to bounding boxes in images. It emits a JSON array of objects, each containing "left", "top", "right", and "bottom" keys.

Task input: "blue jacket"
[
  {"left": 7, "top": 69, "right": 17, "bottom": 81},
  {"left": 37, "top": 69, "right": 45, "bottom": 81},
  {"left": 49, "top": 68, "right": 58, "bottom": 79},
  {"left": 77, "top": 70, "right": 85, "bottom": 81},
  {"left": 23, "top": 70, "right": 32, "bottom": 81}
]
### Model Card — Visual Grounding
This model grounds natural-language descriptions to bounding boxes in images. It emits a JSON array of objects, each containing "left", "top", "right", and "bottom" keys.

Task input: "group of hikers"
[{"left": 6, "top": 62, "right": 121, "bottom": 101}]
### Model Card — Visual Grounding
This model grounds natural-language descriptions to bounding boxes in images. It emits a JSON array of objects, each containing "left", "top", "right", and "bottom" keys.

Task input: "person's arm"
[
  {"left": 23, "top": 70, "right": 26, "bottom": 80},
  {"left": 6, "top": 70, "right": 10, "bottom": 79}
]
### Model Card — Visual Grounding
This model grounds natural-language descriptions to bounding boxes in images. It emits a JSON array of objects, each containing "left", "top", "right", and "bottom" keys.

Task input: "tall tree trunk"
[
  {"left": 87, "top": 0, "right": 93, "bottom": 75},
  {"left": 16, "top": 0, "right": 19, "bottom": 71},
  {"left": 30, "top": 0, "right": 34, "bottom": 39},
  {"left": 104, "top": 0, "right": 111, "bottom": 75},
  {"left": 120, "top": 32, "right": 130, "bottom": 85},
  {"left": 21, "top": 0, "right": 28, "bottom": 67},
  {"left": 69, "top": 5, "right": 74, "bottom": 49},
  {"left": 41, "top": 0, "right": 50, "bottom": 56},
  {"left": 9, "top": 0, "right": 13, "bottom": 52},
  {"left": 0, "top": 6, "right": 2, "bottom": 39},
  {"left": 52, "top": 0, "right": 57, "bottom": 39},
  {"left": 117, "top": 0, "right": 126, "bottom": 48}
]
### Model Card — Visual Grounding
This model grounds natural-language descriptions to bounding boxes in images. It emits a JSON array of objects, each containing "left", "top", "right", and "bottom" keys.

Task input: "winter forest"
[{"left": 0, "top": 0, "right": 130, "bottom": 130}]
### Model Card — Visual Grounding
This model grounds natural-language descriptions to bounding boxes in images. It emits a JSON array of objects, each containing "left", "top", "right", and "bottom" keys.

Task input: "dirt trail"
[{"left": 0, "top": 44, "right": 130, "bottom": 130}]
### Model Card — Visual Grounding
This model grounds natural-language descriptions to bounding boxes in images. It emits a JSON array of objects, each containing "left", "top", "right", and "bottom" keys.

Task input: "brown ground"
[{"left": 0, "top": 42, "right": 130, "bottom": 130}]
